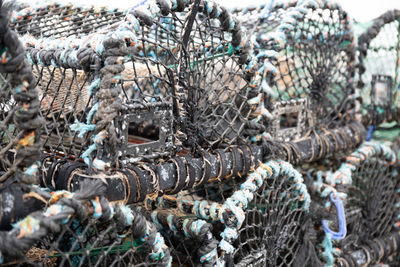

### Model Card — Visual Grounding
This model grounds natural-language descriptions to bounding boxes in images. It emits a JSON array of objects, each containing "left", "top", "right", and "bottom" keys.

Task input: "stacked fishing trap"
[
  {"left": 0, "top": 0, "right": 399, "bottom": 266},
  {"left": 356, "top": 9, "right": 400, "bottom": 149}
]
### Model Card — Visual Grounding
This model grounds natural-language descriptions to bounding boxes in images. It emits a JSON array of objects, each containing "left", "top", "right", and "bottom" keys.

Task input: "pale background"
[{"left": 14, "top": 0, "right": 400, "bottom": 22}]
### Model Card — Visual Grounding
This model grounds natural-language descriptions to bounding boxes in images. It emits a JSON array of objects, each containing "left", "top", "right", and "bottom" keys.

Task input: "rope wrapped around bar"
[
  {"left": 276, "top": 121, "right": 366, "bottom": 164},
  {"left": 336, "top": 231, "right": 400, "bottom": 267},
  {"left": 27, "top": 122, "right": 365, "bottom": 209}
]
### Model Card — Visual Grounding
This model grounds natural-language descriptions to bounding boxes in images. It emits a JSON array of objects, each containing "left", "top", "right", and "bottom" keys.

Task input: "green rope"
[{"left": 48, "top": 238, "right": 141, "bottom": 258}]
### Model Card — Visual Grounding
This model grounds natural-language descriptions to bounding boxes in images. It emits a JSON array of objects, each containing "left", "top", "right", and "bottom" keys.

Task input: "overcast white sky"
[{"left": 17, "top": 0, "right": 400, "bottom": 22}]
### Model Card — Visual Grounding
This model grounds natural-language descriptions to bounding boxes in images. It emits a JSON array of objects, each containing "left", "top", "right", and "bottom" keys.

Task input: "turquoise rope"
[{"left": 321, "top": 233, "right": 334, "bottom": 267}]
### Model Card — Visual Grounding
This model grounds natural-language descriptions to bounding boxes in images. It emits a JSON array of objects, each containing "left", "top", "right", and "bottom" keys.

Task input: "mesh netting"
[
  {"left": 0, "top": 180, "right": 172, "bottom": 267},
  {"left": 303, "top": 141, "right": 400, "bottom": 266},
  {"left": 342, "top": 158, "right": 399, "bottom": 243},
  {"left": 357, "top": 10, "right": 400, "bottom": 108},
  {"left": 356, "top": 10, "right": 400, "bottom": 142},
  {"left": 152, "top": 160, "right": 311, "bottom": 266},
  {"left": 8, "top": 0, "right": 259, "bottom": 172},
  {"left": 240, "top": 0, "right": 357, "bottom": 142},
  {"left": 11, "top": 2, "right": 126, "bottom": 38},
  {"left": 17, "top": 218, "right": 161, "bottom": 267},
  {"left": 231, "top": 168, "right": 307, "bottom": 266},
  {"left": 7, "top": 2, "right": 116, "bottom": 166},
  {"left": 113, "top": 0, "right": 257, "bottom": 157},
  {"left": 2, "top": 0, "right": 400, "bottom": 266},
  {"left": 30, "top": 56, "right": 98, "bottom": 161}
]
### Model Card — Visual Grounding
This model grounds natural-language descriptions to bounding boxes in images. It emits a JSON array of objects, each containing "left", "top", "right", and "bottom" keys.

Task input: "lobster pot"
[
  {"left": 357, "top": 10, "right": 400, "bottom": 108},
  {"left": 242, "top": 0, "right": 356, "bottom": 143},
  {"left": 13, "top": 0, "right": 260, "bottom": 167},
  {"left": 356, "top": 10, "right": 400, "bottom": 142},
  {"left": 338, "top": 151, "right": 400, "bottom": 265},
  {"left": 303, "top": 142, "right": 400, "bottom": 266},
  {"left": 2, "top": 0, "right": 262, "bottom": 197},
  {"left": 153, "top": 160, "right": 311, "bottom": 266}
]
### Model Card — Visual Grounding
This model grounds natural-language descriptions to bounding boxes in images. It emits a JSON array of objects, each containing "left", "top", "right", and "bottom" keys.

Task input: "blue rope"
[{"left": 322, "top": 193, "right": 347, "bottom": 240}]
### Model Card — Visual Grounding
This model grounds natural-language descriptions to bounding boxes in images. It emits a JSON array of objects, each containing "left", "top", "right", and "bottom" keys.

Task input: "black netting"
[
  {"left": 343, "top": 159, "right": 399, "bottom": 243},
  {"left": 0, "top": 72, "right": 15, "bottom": 174},
  {"left": 184, "top": 24, "right": 253, "bottom": 150},
  {"left": 231, "top": 170, "right": 306, "bottom": 266}
]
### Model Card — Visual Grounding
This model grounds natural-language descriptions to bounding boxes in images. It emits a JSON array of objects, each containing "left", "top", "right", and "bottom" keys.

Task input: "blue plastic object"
[{"left": 322, "top": 193, "right": 347, "bottom": 240}]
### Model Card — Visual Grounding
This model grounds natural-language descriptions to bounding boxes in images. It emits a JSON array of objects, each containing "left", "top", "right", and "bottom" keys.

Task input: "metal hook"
[{"left": 322, "top": 193, "right": 347, "bottom": 240}]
